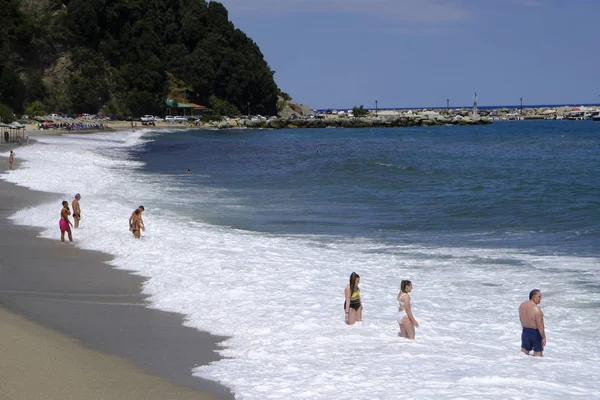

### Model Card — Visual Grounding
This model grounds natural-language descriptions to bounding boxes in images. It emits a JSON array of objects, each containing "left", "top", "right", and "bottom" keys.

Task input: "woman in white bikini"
[{"left": 397, "top": 280, "right": 419, "bottom": 339}]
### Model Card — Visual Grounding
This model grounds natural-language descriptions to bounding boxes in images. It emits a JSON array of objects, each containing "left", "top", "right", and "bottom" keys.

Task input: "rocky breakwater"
[{"left": 207, "top": 111, "right": 492, "bottom": 130}]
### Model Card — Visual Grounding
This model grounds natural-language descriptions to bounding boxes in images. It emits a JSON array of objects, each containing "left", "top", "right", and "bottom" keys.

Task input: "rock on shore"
[{"left": 208, "top": 112, "right": 491, "bottom": 130}]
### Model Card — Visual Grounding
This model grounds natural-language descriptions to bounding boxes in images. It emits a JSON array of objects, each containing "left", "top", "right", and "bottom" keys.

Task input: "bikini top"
[
  {"left": 398, "top": 293, "right": 409, "bottom": 308},
  {"left": 350, "top": 287, "right": 360, "bottom": 300}
]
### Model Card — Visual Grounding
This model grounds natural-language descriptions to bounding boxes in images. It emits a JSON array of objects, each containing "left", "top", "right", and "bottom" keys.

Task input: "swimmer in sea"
[
  {"left": 519, "top": 289, "right": 546, "bottom": 357},
  {"left": 130, "top": 209, "right": 143, "bottom": 239},
  {"left": 344, "top": 272, "right": 362, "bottom": 325},
  {"left": 397, "top": 280, "right": 419, "bottom": 339}
]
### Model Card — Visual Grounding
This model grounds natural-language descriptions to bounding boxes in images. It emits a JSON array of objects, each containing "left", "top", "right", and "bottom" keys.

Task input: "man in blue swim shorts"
[{"left": 518, "top": 289, "right": 546, "bottom": 357}]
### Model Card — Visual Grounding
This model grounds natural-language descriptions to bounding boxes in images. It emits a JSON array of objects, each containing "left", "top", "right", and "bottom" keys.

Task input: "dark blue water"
[
  {"left": 322, "top": 103, "right": 600, "bottom": 112},
  {"left": 133, "top": 121, "right": 600, "bottom": 256}
]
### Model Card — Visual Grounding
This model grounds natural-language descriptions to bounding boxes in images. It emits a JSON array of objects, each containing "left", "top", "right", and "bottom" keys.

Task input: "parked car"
[
  {"left": 174, "top": 116, "right": 188, "bottom": 122},
  {"left": 165, "top": 115, "right": 175, "bottom": 121},
  {"left": 141, "top": 115, "right": 155, "bottom": 122}
]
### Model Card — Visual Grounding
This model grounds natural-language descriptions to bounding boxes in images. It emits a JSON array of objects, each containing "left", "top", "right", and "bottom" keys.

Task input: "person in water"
[
  {"left": 344, "top": 272, "right": 362, "bottom": 325},
  {"left": 72, "top": 193, "right": 81, "bottom": 228},
  {"left": 129, "top": 205, "right": 145, "bottom": 234},
  {"left": 59, "top": 200, "right": 73, "bottom": 243},
  {"left": 519, "top": 289, "right": 546, "bottom": 357},
  {"left": 397, "top": 280, "right": 419, "bottom": 339},
  {"left": 130, "top": 208, "right": 143, "bottom": 239}
]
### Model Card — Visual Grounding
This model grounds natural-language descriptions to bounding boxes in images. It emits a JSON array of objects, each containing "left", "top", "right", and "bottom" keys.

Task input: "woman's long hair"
[
  {"left": 400, "top": 280, "right": 412, "bottom": 293},
  {"left": 349, "top": 272, "right": 360, "bottom": 295}
]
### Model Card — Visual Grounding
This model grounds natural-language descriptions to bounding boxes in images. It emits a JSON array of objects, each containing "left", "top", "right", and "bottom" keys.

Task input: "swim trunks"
[
  {"left": 59, "top": 219, "right": 70, "bottom": 232},
  {"left": 521, "top": 327, "right": 543, "bottom": 352}
]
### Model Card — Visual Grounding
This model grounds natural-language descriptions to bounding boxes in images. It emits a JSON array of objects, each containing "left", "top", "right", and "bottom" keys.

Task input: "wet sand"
[{"left": 0, "top": 143, "right": 234, "bottom": 399}]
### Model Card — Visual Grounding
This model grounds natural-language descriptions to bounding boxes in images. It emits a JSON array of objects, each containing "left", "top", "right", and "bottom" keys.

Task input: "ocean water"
[{"left": 2, "top": 121, "right": 600, "bottom": 399}]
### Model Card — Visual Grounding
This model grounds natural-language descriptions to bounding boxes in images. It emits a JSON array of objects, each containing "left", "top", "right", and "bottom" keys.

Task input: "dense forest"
[{"left": 0, "top": 0, "right": 282, "bottom": 119}]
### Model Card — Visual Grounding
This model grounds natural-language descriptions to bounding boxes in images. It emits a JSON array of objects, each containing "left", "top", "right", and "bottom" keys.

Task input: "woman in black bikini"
[
  {"left": 344, "top": 272, "right": 362, "bottom": 325},
  {"left": 131, "top": 208, "right": 142, "bottom": 239}
]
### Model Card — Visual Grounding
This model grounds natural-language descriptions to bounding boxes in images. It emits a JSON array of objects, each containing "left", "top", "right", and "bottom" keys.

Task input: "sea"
[{"left": 2, "top": 120, "right": 600, "bottom": 399}]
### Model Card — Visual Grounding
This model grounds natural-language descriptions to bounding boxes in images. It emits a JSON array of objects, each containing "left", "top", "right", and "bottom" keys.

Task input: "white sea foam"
[{"left": 2, "top": 132, "right": 600, "bottom": 399}]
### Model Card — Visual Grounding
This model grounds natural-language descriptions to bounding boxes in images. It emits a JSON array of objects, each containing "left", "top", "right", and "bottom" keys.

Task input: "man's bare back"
[{"left": 519, "top": 300, "right": 541, "bottom": 328}]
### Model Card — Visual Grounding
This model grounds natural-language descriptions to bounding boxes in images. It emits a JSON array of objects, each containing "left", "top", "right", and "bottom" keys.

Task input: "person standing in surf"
[
  {"left": 59, "top": 200, "right": 73, "bottom": 243},
  {"left": 344, "top": 272, "right": 362, "bottom": 325},
  {"left": 130, "top": 208, "right": 143, "bottom": 239},
  {"left": 72, "top": 193, "right": 81, "bottom": 229},
  {"left": 397, "top": 280, "right": 419, "bottom": 339},
  {"left": 519, "top": 289, "right": 546, "bottom": 356},
  {"left": 129, "top": 205, "right": 145, "bottom": 235},
  {"left": 9, "top": 151, "right": 14, "bottom": 169}
]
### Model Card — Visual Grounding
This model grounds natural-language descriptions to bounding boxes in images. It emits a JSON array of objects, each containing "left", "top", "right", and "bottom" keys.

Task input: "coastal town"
[{"left": 3, "top": 103, "right": 600, "bottom": 139}]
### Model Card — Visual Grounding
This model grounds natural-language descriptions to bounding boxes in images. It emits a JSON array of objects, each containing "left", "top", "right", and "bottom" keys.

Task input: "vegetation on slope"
[{"left": 0, "top": 0, "right": 280, "bottom": 117}]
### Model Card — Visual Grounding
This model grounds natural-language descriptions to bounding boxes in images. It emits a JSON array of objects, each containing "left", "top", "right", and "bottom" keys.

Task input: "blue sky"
[{"left": 220, "top": 0, "right": 600, "bottom": 109}]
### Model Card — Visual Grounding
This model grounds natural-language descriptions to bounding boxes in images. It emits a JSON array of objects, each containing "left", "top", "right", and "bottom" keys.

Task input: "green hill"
[{"left": 0, "top": 0, "right": 281, "bottom": 118}]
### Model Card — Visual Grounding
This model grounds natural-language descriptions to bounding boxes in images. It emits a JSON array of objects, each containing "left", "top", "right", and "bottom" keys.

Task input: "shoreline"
[
  {"left": 13, "top": 103, "right": 594, "bottom": 136},
  {"left": 0, "top": 143, "right": 234, "bottom": 399}
]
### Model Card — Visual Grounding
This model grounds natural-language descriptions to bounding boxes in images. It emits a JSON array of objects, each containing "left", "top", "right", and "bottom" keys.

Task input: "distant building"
[{"left": 165, "top": 99, "right": 211, "bottom": 117}]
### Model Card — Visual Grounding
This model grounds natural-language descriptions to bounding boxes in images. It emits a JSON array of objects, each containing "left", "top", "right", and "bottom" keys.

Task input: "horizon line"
[{"left": 315, "top": 102, "right": 600, "bottom": 111}]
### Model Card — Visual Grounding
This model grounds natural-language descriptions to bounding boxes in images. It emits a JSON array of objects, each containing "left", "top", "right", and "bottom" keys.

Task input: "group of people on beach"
[
  {"left": 58, "top": 195, "right": 147, "bottom": 242},
  {"left": 59, "top": 194, "right": 81, "bottom": 243},
  {"left": 344, "top": 272, "right": 546, "bottom": 356}
]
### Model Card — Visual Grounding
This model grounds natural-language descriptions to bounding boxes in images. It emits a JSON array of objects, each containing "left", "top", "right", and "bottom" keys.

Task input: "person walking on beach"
[
  {"left": 59, "top": 201, "right": 73, "bottom": 243},
  {"left": 344, "top": 272, "right": 362, "bottom": 325},
  {"left": 129, "top": 205, "right": 145, "bottom": 237},
  {"left": 397, "top": 280, "right": 419, "bottom": 339},
  {"left": 72, "top": 193, "right": 81, "bottom": 229},
  {"left": 9, "top": 151, "right": 14, "bottom": 169},
  {"left": 519, "top": 289, "right": 546, "bottom": 357}
]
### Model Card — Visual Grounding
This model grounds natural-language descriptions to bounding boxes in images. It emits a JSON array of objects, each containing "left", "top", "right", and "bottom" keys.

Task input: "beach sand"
[
  {"left": 22, "top": 119, "right": 195, "bottom": 136},
  {"left": 0, "top": 143, "right": 233, "bottom": 399}
]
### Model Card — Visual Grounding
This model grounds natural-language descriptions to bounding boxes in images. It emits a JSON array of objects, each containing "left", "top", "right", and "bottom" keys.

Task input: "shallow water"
[{"left": 3, "top": 121, "right": 600, "bottom": 399}]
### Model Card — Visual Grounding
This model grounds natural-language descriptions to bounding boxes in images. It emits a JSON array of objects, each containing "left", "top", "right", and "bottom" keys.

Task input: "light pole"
[
  {"left": 247, "top": 102, "right": 250, "bottom": 117},
  {"left": 446, "top": 98, "right": 449, "bottom": 111},
  {"left": 375, "top": 100, "right": 378, "bottom": 117},
  {"left": 520, "top": 97, "right": 523, "bottom": 113}
]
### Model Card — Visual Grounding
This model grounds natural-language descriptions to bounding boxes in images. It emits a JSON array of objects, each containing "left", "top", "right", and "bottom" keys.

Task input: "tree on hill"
[{"left": 0, "top": 0, "right": 280, "bottom": 117}]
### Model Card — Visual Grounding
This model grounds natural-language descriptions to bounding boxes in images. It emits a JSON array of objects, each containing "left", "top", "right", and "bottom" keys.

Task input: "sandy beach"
[{"left": 0, "top": 142, "right": 233, "bottom": 399}]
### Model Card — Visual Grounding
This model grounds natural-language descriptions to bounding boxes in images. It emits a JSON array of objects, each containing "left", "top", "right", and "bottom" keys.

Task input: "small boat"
[{"left": 592, "top": 115, "right": 600, "bottom": 122}]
